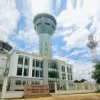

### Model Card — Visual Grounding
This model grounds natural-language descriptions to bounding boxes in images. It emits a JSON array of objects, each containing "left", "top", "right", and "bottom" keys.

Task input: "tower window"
[
  {"left": 52, "top": 26, "right": 55, "bottom": 30},
  {"left": 18, "top": 56, "right": 23, "bottom": 65},
  {"left": 45, "top": 22, "right": 50, "bottom": 25},
  {"left": 37, "top": 23, "right": 41, "bottom": 26},
  {"left": 17, "top": 68, "right": 22, "bottom": 76}
]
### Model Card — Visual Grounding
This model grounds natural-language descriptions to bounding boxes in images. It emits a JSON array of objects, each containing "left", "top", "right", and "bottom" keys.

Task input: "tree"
[
  {"left": 80, "top": 79, "right": 87, "bottom": 82},
  {"left": 92, "top": 62, "right": 100, "bottom": 84},
  {"left": 74, "top": 79, "right": 87, "bottom": 83}
]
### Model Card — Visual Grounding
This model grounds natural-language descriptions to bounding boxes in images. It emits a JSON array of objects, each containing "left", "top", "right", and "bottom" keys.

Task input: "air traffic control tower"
[{"left": 34, "top": 13, "right": 56, "bottom": 57}]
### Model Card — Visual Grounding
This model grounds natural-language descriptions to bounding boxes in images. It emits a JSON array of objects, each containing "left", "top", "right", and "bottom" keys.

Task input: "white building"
[
  {"left": 0, "top": 13, "right": 73, "bottom": 91},
  {"left": 4, "top": 50, "right": 73, "bottom": 91}
]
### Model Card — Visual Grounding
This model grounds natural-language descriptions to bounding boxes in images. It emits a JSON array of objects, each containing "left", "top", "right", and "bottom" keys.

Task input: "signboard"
[{"left": 24, "top": 84, "right": 49, "bottom": 98}]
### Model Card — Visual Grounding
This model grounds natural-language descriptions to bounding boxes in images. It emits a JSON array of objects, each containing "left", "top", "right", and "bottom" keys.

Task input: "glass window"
[
  {"left": 50, "top": 61, "right": 57, "bottom": 69},
  {"left": 23, "top": 81, "right": 26, "bottom": 85},
  {"left": 33, "top": 59, "right": 35, "bottom": 67},
  {"left": 37, "top": 23, "right": 41, "bottom": 26},
  {"left": 67, "top": 67, "right": 69, "bottom": 73},
  {"left": 70, "top": 68, "right": 72, "bottom": 73},
  {"left": 18, "top": 56, "right": 23, "bottom": 65},
  {"left": 24, "top": 57, "right": 29, "bottom": 66},
  {"left": 36, "top": 60, "right": 39, "bottom": 67},
  {"left": 68, "top": 75, "right": 70, "bottom": 80},
  {"left": 17, "top": 68, "right": 22, "bottom": 76},
  {"left": 32, "top": 70, "right": 35, "bottom": 77},
  {"left": 36, "top": 70, "right": 39, "bottom": 77},
  {"left": 24, "top": 68, "right": 29, "bottom": 76},
  {"left": 40, "top": 61, "right": 43, "bottom": 68},
  {"left": 15, "top": 80, "right": 21, "bottom": 85},
  {"left": 45, "top": 22, "right": 50, "bottom": 25},
  {"left": 62, "top": 66, "right": 65, "bottom": 72},
  {"left": 35, "top": 81, "right": 40, "bottom": 84},
  {"left": 40, "top": 71, "right": 43, "bottom": 77},
  {"left": 52, "top": 26, "right": 55, "bottom": 30},
  {"left": 71, "top": 75, "right": 72, "bottom": 80},
  {"left": 62, "top": 73, "right": 66, "bottom": 80},
  {"left": 31, "top": 81, "right": 34, "bottom": 84}
]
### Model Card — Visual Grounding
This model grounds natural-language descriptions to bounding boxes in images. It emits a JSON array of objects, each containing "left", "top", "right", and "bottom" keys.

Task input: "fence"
[{"left": 55, "top": 82, "right": 100, "bottom": 94}]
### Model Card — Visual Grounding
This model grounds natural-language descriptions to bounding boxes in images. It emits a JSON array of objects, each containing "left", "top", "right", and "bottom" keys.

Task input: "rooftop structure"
[
  {"left": 33, "top": 13, "right": 56, "bottom": 57},
  {"left": 0, "top": 40, "right": 12, "bottom": 52}
]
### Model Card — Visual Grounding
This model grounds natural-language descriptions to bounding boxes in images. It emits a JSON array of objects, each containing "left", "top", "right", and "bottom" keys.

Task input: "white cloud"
[
  {"left": 0, "top": 0, "right": 20, "bottom": 41},
  {"left": 31, "top": 0, "right": 53, "bottom": 16},
  {"left": 63, "top": 28, "right": 89, "bottom": 49},
  {"left": 68, "top": 49, "right": 86, "bottom": 57},
  {"left": 55, "top": 0, "right": 100, "bottom": 52},
  {"left": 56, "top": 0, "right": 61, "bottom": 11}
]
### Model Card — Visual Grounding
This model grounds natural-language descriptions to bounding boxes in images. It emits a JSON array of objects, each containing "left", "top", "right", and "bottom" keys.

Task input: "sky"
[{"left": 0, "top": 0, "right": 100, "bottom": 81}]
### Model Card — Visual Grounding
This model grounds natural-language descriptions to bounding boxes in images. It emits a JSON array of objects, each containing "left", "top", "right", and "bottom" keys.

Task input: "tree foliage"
[
  {"left": 74, "top": 79, "right": 87, "bottom": 83},
  {"left": 92, "top": 62, "right": 100, "bottom": 84}
]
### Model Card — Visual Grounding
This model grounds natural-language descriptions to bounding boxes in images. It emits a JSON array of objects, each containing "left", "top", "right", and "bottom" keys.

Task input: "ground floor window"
[{"left": 15, "top": 80, "right": 21, "bottom": 85}]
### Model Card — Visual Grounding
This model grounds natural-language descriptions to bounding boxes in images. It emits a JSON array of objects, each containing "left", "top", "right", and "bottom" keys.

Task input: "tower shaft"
[{"left": 39, "top": 33, "right": 52, "bottom": 56}]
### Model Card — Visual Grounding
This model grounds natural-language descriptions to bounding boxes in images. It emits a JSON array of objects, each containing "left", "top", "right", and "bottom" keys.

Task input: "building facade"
[{"left": 5, "top": 50, "right": 73, "bottom": 91}]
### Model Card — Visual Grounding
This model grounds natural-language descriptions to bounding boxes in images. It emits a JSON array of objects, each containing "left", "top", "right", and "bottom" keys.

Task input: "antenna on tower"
[{"left": 86, "top": 34, "right": 98, "bottom": 64}]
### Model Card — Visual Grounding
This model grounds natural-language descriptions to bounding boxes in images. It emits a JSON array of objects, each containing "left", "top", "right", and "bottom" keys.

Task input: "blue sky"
[{"left": 0, "top": 0, "right": 100, "bottom": 81}]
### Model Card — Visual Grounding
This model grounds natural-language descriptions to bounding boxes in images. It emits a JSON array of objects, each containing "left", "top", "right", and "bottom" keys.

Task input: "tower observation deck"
[{"left": 33, "top": 13, "right": 57, "bottom": 57}]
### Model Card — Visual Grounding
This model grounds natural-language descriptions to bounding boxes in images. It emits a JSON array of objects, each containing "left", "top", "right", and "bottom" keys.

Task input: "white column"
[
  {"left": 88, "top": 83, "right": 91, "bottom": 90},
  {"left": 29, "top": 57, "right": 32, "bottom": 77},
  {"left": 82, "top": 83, "right": 85, "bottom": 90},
  {"left": 75, "top": 83, "right": 77, "bottom": 91},
  {"left": 55, "top": 82, "right": 57, "bottom": 93},
  {"left": 66, "top": 82, "right": 68, "bottom": 90},
  {"left": 1, "top": 77, "right": 8, "bottom": 99}
]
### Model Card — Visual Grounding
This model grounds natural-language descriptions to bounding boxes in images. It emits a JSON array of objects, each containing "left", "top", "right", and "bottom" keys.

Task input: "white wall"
[
  {"left": 8, "top": 51, "right": 18, "bottom": 77},
  {"left": 8, "top": 50, "right": 43, "bottom": 77}
]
